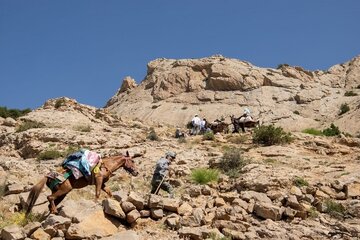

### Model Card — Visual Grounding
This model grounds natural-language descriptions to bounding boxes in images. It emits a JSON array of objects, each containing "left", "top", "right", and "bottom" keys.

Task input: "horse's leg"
[
  {"left": 47, "top": 181, "right": 72, "bottom": 214},
  {"left": 101, "top": 183, "right": 112, "bottom": 198},
  {"left": 94, "top": 175, "right": 104, "bottom": 201},
  {"left": 241, "top": 122, "right": 245, "bottom": 132}
]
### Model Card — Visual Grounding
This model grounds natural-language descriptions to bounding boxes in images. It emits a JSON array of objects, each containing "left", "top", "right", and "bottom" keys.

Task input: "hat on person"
[
  {"left": 194, "top": 114, "right": 198, "bottom": 117},
  {"left": 165, "top": 151, "right": 176, "bottom": 158}
]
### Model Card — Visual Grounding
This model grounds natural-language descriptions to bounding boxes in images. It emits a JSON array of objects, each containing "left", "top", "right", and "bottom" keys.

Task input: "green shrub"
[
  {"left": 226, "top": 134, "right": 247, "bottom": 144},
  {"left": 219, "top": 147, "right": 248, "bottom": 178},
  {"left": 178, "top": 137, "right": 187, "bottom": 144},
  {"left": 277, "top": 63, "right": 289, "bottom": 69},
  {"left": 54, "top": 98, "right": 66, "bottom": 109},
  {"left": 322, "top": 123, "right": 341, "bottom": 136},
  {"left": 344, "top": 91, "right": 358, "bottom": 97},
  {"left": 62, "top": 146, "right": 81, "bottom": 158},
  {"left": 95, "top": 110, "right": 103, "bottom": 119},
  {"left": 191, "top": 168, "right": 219, "bottom": 185},
  {"left": 324, "top": 199, "right": 346, "bottom": 217},
  {"left": 37, "top": 150, "right": 62, "bottom": 160},
  {"left": 293, "top": 110, "right": 300, "bottom": 115},
  {"left": 339, "top": 103, "right": 350, "bottom": 115},
  {"left": 253, "top": 125, "right": 293, "bottom": 146},
  {"left": 293, "top": 176, "right": 309, "bottom": 187},
  {"left": 307, "top": 207, "right": 319, "bottom": 218},
  {"left": 0, "top": 106, "right": 31, "bottom": 119},
  {"left": 0, "top": 212, "right": 45, "bottom": 228},
  {"left": 302, "top": 128, "right": 323, "bottom": 136},
  {"left": 147, "top": 127, "right": 159, "bottom": 141},
  {"left": 74, "top": 124, "right": 92, "bottom": 132},
  {"left": 16, "top": 120, "right": 45, "bottom": 132},
  {"left": 202, "top": 131, "right": 215, "bottom": 141}
]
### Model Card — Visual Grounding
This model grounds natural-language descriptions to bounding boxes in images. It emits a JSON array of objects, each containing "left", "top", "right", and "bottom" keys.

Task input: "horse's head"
[{"left": 123, "top": 151, "right": 139, "bottom": 177}]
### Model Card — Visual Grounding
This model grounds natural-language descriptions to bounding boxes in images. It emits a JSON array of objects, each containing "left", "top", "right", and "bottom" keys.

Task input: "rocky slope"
[
  {"left": 106, "top": 55, "right": 360, "bottom": 135},
  {"left": 1, "top": 97, "right": 360, "bottom": 239}
]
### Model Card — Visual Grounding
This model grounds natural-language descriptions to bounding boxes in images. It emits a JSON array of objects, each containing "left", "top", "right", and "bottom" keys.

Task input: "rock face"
[{"left": 106, "top": 55, "right": 360, "bottom": 135}]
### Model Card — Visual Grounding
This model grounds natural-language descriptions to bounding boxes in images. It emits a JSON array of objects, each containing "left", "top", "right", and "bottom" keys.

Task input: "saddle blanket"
[{"left": 62, "top": 149, "right": 101, "bottom": 179}]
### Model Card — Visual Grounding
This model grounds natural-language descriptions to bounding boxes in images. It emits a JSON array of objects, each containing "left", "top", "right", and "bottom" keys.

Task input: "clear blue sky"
[{"left": 1, "top": 1, "right": 359, "bottom": 110}]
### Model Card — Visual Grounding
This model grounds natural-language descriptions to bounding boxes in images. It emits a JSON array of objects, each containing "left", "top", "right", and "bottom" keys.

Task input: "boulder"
[
  {"left": 102, "top": 198, "right": 126, "bottom": 219},
  {"left": 3, "top": 117, "right": 16, "bottom": 127},
  {"left": 126, "top": 209, "right": 141, "bottom": 224},
  {"left": 162, "top": 198, "right": 180, "bottom": 212},
  {"left": 121, "top": 201, "right": 136, "bottom": 213},
  {"left": 127, "top": 191, "right": 145, "bottom": 210},
  {"left": 150, "top": 208, "right": 163, "bottom": 220},
  {"left": 65, "top": 209, "right": 118, "bottom": 239},
  {"left": 253, "top": 202, "right": 284, "bottom": 221},
  {"left": 1, "top": 225, "right": 26, "bottom": 240},
  {"left": 178, "top": 202, "right": 193, "bottom": 216},
  {"left": 41, "top": 214, "right": 71, "bottom": 231},
  {"left": 165, "top": 214, "right": 181, "bottom": 230},
  {"left": 30, "top": 228, "right": 51, "bottom": 240},
  {"left": 345, "top": 182, "right": 360, "bottom": 198},
  {"left": 148, "top": 194, "right": 163, "bottom": 209}
]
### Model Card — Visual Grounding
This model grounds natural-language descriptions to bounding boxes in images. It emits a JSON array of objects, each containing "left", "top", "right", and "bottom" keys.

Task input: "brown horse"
[
  {"left": 208, "top": 121, "right": 229, "bottom": 134},
  {"left": 26, "top": 151, "right": 138, "bottom": 215}
]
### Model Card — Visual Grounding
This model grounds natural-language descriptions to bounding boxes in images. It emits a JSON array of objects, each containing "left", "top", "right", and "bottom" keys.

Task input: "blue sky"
[{"left": 1, "top": 1, "right": 359, "bottom": 110}]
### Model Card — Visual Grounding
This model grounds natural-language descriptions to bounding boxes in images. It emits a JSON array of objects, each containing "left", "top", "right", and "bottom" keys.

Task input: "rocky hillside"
[
  {"left": 1, "top": 55, "right": 360, "bottom": 240},
  {"left": 1, "top": 96, "right": 360, "bottom": 239},
  {"left": 106, "top": 55, "right": 360, "bottom": 135}
]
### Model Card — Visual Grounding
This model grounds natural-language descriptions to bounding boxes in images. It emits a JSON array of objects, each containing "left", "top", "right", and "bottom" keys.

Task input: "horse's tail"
[{"left": 26, "top": 177, "right": 47, "bottom": 215}]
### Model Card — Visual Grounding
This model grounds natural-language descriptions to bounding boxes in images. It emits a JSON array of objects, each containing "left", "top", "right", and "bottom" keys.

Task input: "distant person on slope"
[
  {"left": 191, "top": 114, "right": 201, "bottom": 135},
  {"left": 239, "top": 107, "right": 254, "bottom": 132}
]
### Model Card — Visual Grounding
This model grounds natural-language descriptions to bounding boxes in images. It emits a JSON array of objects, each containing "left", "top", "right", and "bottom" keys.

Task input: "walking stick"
[{"left": 154, "top": 175, "right": 166, "bottom": 195}]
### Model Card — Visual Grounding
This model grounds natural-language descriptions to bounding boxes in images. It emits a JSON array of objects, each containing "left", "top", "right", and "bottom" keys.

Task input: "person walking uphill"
[
  {"left": 191, "top": 114, "right": 201, "bottom": 135},
  {"left": 151, "top": 151, "right": 176, "bottom": 198}
]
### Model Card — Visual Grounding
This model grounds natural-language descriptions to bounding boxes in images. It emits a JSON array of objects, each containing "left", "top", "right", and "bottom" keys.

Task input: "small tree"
[
  {"left": 147, "top": 127, "right": 160, "bottom": 141},
  {"left": 339, "top": 103, "right": 350, "bottom": 115},
  {"left": 219, "top": 147, "right": 248, "bottom": 178},
  {"left": 253, "top": 125, "right": 293, "bottom": 146},
  {"left": 202, "top": 131, "right": 215, "bottom": 141},
  {"left": 322, "top": 123, "right": 341, "bottom": 136}
]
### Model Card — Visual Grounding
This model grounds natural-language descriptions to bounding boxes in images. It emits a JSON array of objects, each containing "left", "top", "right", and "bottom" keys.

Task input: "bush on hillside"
[
  {"left": 253, "top": 125, "right": 293, "bottom": 146},
  {"left": 322, "top": 123, "right": 341, "bottom": 137},
  {"left": 344, "top": 91, "right": 358, "bottom": 97},
  {"left": 191, "top": 168, "right": 219, "bottom": 185},
  {"left": 54, "top": 98, "right": 66, "bottom": 109},
  {"left": 202, "top": 131, "right": 215, "bottom": 141},
  {"left": 302, "top": 128, "right": 323, "bottom": 136},
  {"left": 37, "top": 150, "right": 63, "bottom": 160},
  {"left": 324, "top": 199, "right": 346, "bottom": 218},
  {"left": 219, "top": 147, "right": 248, "bottom": 178},
  {"left": 293, "top": 176, "right": 309, "bottom": 187},
  {"left": 0, "top": 106, "right": 31, "bottom": 119},
  {"left": 147, "top": 127, "right": 160, "bottom": 141},
  {"left": 16, "top": 120, "right": 45, "bottom": 132},
  {"left": 339, "top": 103, "right": 350, "bottom": 115}
]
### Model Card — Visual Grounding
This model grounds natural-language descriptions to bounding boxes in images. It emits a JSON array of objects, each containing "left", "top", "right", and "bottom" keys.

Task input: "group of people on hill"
[
  {"left": 189, "top": 107, "right": 254, "bottom": 135},
  {"left": 190, "top": 114, "right": 209, "bottom": 135}
]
